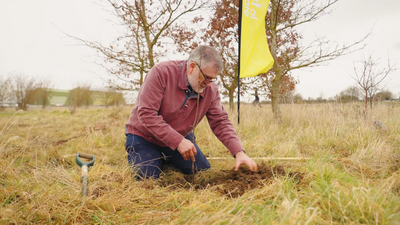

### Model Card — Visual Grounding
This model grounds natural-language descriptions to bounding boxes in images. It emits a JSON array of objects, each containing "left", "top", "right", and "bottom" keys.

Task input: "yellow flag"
[{"left": 239, "top": 0, "right": 274, "bottom": 78}]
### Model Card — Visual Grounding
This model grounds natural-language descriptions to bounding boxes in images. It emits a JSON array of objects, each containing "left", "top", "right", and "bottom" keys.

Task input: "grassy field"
[{"left": 1, "top": 103, "right": 400, "bottom": 224}]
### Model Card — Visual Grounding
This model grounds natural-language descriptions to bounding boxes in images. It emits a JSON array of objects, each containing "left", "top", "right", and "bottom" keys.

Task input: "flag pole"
[{"left": 237, "top": 0, "right": 243, "bottom": 125}]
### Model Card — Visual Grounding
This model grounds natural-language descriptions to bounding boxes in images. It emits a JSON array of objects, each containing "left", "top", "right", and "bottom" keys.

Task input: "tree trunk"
[
  {"left": 148, "top": 46, "right": 155, "bottom": 68},
  {"left": 140, "top": 0, "right": 155, "bottom": 68},
  {"left": 269, "top": 0, "right": 282, "bottom": 121},
  {"left": 228, "top": 88, "right": 235, "bottom": 110},
  {"left": 364, "top": 90, "right": 368, "bottom": 113},
  {"left": 140, "top": 70, "right": 144, "bottom": 86},
  {"left": 270, "top": 77, "right": 282, "bottom": 121}
]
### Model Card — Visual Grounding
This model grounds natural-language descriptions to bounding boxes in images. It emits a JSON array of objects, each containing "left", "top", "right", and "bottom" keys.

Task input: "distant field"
[{"left": 1, "top": 103, "right": 399, "bottom": 224}]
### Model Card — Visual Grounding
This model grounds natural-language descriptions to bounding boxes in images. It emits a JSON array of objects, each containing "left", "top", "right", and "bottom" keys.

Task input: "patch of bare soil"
[{"left": 159, "top": 162, "right": 304, "bottom": 197}]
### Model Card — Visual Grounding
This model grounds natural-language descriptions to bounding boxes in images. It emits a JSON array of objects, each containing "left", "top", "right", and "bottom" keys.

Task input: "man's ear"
[{"left": 188, "top": 62, "right": 196, "bottom": 74}]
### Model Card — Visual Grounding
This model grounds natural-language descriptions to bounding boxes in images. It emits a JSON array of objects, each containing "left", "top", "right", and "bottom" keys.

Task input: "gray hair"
[{"left": 187, "top": 45, "right": 223, "bottom": 73}]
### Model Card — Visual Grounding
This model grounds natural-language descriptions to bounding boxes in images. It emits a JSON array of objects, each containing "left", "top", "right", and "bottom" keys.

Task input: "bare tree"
[
  {"left": 37, "top": 77, "right": 55, "bottom": 109},
  {"left": 9, "top": 74, "right": 40, "bottom": 111},
  {"left": 263, "top": 0, "right": 368, "bottom": 120},
  {"left": 0, "top": 76, "right": 11, "bottom": 109},
  {"left": 67, "top": 84, "right": 93, "bottom": 114},
  {"left": 374, "top": 90, "right": 393, "bottom": 102},
  {"left": 352, "top": 55, "right": 395, "bottom": 113},
  {"left": 279, "top": 89, "right": 302, "bottom": 104},
  {"left": 99, "top": 87, "right": 125, "bottom": 107},
  {"left": 109, "top": 91, "right": 126, "bottom": 106},
  {"left": 28, "top": 77, "right": 55, "bottom": 109},
  {"left": 100, "top": 88, "right": 114, "bottom": 108},
  {"left": 336, "top": 85, "right": 360, "bottom": 103},
  {"left": 72, "top": 0, "right": 207, "bottom": 90}
]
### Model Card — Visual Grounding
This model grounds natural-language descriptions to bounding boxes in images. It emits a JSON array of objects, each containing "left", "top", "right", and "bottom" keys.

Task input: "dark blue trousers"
[{"left": 125, "top": 132, "right": 210, "bottom": 179}]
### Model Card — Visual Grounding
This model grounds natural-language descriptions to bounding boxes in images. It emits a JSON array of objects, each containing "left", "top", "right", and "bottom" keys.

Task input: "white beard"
[
  {"left": 197, "top": 83, "right": 207, "bottom": 93},
  {"left": 187, "top": 73, "right": 207, "bottom": 93}
]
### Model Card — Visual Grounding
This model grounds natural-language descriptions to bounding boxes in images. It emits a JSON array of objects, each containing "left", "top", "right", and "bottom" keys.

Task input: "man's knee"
[
  {"left": 128, "top": 151, "right": 164, "bottom": 179},
  {"left": 132, "top": 164, "right": 163, "bottom": 180},
  {"left": 125, "top": 134, "right": 164, "bottom": 179}
]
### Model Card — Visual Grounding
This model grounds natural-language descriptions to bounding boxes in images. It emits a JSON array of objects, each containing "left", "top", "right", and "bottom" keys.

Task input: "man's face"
[{"left": 187, "top": 62, "right": 218, "bottom": 93}]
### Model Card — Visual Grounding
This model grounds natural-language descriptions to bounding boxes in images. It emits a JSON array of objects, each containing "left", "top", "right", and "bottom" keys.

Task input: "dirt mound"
[{"left": 159, "top": 162, "right": 304, "bottom": 197}]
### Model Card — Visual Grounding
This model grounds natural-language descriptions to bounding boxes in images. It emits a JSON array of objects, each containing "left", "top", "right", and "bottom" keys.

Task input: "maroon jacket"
[{"left": 126, "top": 60, "right": 244, "bottom": 156}]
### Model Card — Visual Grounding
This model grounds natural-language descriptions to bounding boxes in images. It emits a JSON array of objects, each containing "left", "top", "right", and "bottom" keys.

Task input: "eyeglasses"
[{"left": 195, "top": 62, "right": 217, "bottom": 83}]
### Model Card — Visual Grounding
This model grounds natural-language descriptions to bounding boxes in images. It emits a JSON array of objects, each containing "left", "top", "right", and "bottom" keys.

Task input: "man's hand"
[
  {"left": 177, "top": 138, "right": 197, "bottom": 161},
  {"left": 234, "top": 151, "right": 257, "bottom": 172}
]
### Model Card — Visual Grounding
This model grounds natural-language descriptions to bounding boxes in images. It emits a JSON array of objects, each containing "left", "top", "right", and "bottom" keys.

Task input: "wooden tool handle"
[{"left": 79, "top": 152, "right": 94, "bottom": 160}]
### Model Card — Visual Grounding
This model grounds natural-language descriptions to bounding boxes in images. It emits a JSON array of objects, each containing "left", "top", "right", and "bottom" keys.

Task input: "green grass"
[{"left": 1, "top": 103, "right": 400, "bottom": 224}]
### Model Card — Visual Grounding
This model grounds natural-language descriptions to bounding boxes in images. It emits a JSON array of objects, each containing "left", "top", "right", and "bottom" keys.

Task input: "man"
[
  {"left": 125, "top": 45, "right": 257, "bottom": 179},
  {"left": 253, "top": 88, "right": 261, "bottom": 108}
]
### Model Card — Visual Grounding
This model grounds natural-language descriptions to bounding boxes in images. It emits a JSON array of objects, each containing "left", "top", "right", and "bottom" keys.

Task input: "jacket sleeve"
[
  {"left": 136, "top": 66, "right": 184, "bottom": 150},
  {"left": 206, "top": 89, "right": 244, "bottom": 156}
]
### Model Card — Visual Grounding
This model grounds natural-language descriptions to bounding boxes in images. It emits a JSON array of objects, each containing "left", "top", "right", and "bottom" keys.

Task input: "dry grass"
[{"left": 1, "top": 102, "right": 400, "bottom": 224}]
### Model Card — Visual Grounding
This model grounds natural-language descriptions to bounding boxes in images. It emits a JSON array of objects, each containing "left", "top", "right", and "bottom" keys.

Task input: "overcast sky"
[
  {"left": 296, "top": 0, "right": 400, "bottom": 100},
  {"left": 1, "top": 0, "right": 399, "bottom": 101}
]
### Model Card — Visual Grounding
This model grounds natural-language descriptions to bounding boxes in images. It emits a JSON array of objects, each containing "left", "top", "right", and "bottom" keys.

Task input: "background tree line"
[
  {"left": 0, "top": 74, "right": 125, "bottom": 111},
  {"left": 1, "top": 72, "right": 397, "bottom": 113},
  {"left": 0, "top": 74, "right": 52, "bottom": 111},
  {"left": 252, "top": 87, "right": 397, "bottom": 105}
]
